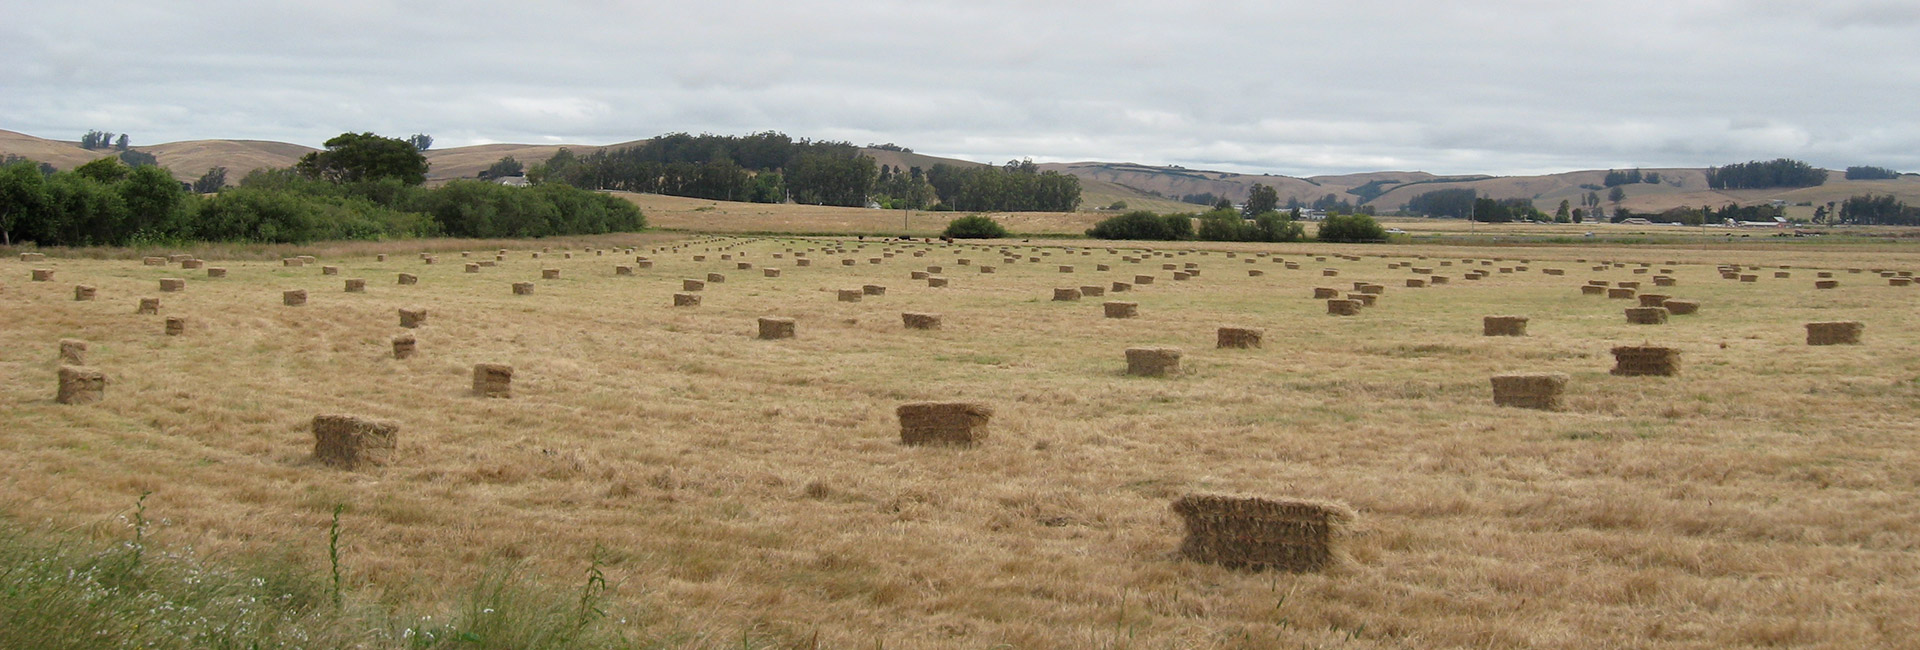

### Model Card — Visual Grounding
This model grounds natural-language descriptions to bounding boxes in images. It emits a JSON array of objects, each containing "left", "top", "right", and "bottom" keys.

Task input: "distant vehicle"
[{"left": 1385, "top": 228, "right": 1407, "bottom": 234}]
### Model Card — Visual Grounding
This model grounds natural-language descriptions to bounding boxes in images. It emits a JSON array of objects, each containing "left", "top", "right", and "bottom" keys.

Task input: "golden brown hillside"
[
  {"left": 0, "top": 129, "right": 111, "bottom": 171},
  {"left": 141, "top": 139, "right": 317, "bottom": 183}
]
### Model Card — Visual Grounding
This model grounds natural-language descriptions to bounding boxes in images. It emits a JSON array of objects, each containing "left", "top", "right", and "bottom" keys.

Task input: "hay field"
[{"left": 4, "top": 235, "right": 1920, "bottom": 648}]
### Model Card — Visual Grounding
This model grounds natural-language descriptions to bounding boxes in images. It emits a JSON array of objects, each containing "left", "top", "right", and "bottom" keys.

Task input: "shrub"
[
  {"left": 1087, "top": 210, "right": 1182, "bottom": 240},
  {"left": 942, "top": 214, "right": 1008, "bottom": 239},
  {"left": 1317, "top": 213, "right": 1387, "bottom": 243}
]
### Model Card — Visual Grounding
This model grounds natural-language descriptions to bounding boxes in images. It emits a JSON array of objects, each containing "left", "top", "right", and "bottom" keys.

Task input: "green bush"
[
  {"left": 1317, "top": 213, "right": 1388, "bottom": 243},
  {"left": 1087, "top": 210, "right": 1186, "bottom": 240},
  {"left": 942, "top": 214, "right": 1009, "bottom": 239}
]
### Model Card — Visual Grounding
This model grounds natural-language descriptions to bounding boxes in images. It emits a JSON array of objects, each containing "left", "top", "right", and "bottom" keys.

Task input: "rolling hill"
[{"left": 5, "top": 127, "right": 1918, "bottom": 218}]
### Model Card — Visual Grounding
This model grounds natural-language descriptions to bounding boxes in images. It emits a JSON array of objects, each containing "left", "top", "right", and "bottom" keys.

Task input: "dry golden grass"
[
  {"left": 4, "top": 232, "right": 1920, "bottom": 648},
  {"left": 619, "top": 192, "right": 1106, "bottom": 236}
]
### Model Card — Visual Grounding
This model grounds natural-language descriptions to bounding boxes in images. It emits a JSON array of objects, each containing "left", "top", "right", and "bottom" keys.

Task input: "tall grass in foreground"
[{"left": 0, "top": 516, "right": 658, "bottom": 650}]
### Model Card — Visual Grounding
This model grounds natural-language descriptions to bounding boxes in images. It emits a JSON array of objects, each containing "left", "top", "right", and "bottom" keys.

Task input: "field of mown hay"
[{"left": 3, "top": 235, "right": 1919, "bottom": 648}]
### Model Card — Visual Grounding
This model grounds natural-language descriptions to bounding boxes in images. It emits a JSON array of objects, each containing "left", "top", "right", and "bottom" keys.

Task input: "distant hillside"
[{"left": 7, "top": 127, "right": 1918, "bottom": 217}]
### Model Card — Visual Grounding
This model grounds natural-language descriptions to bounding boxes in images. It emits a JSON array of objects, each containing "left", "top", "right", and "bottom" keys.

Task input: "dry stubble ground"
[{"left": 2, "top": 235, "right": 1919, "bottom": 648}]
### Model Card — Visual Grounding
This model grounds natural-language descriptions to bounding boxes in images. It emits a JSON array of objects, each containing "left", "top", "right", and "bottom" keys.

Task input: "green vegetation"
[
  {"left": 0, "top": 514, "right": 645, "bottom": 649},
  {"left": 925, "top": 159, "right": 1081, "bottom": 212},
  {"left": 1843, "top": 166, "right": 1902, "bottom": 180},
  {"left": 942, "top": 214, "right": 1009, "bottom": 239},
  {"left": 296, "top": 132, "right": 432, "bottom": 185},
  {"left": 1086, "top": 210, "right": 1191, "bottom": 240},
  {"left": 0, "top": 150, "right": 643, "bottom": 246},
  {"left": 1603, "top": 169, "right": 1661, "bottom": 187},
  {"left": 1405, "top": 188, "right": 1475, "bottom": 219},
  {"left": 537, "top": 132, "right": 873, "bottom": 207},
  {"left": 1473, "top": 197, "right": 1548, "bottom": 223},
  {"left": 1838, "top": 194, "right": 1920, "bottom": 225},
  {"left": 1316, "top": 213, "right": 1387, "bottom": 242},
  {"left": 1705, "top": 158, "right": 1827, "bottom": 190}
]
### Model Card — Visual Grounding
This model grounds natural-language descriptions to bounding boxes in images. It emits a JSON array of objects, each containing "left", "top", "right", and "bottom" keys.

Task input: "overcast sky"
[{"left": 5, "top": 1, "right": 1918, "bottom": 176}]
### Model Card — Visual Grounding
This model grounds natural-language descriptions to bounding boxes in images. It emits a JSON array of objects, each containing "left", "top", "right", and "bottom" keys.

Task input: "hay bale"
[
  {"left": 398, "top": 308, "right": 427, "bottom": 328},
  {"left": 397, "top": 273, "right": 418, "bottom": 285},
  {"left": 1217, "top": 326, "right": 1263, "bottom": 349},
  {"left": 682, "top": 278, "right": 707, "bottom": 292},
  {"left": 73, "top": 285, "right": 96, "bottom": 301},
  {"left": 1606, "top": 288, "right": 1636, "bottom": 299},
  {"left": 1653, "top": 277, "right": 1676, "bottom": 287},
  {"left": 901, "top": 312, "right": 942, "bottom": 330},
  {"left": 59, "top": 339, "right": 87, "bottom": 365},
  {"left": 181, "top": 259, "right": 204, "bottom": 270},
  {"left": 164, "top": 317, "right": 186, "bottom": 336},
  {"left": 1162, "top": 263, "right": 1178, "bottom": 270},
  {"left": 31, "top": 269, "right": 53, "bottom": 281},
  {"left": 207, "top": 267, "right": 227, "bottom": 278},
  {"left": 1248, "top": 269, "right": 1265, "bottom": 277},
  {"left": 137, "top": 297, "right": 161, "bottom": 314},
  {"left": 838, "top": 289, "right": 863, "bottom": 303},
  {"left": 674, "top": 292, "right": 701, "bottom": 307},
  {"left": 472, "top": 363, "right": 513, "bottom": 398},
  {"left": 344, "top": 278, "right": 366, "bottom": 293},
  {"left": 1405, "top": 278, "right": 1427, "bottom": 288},
  {"left": 638, "top": 260, "right": 655, "bottom": 269},
  {"left": 979, "top": 265, "right": 997, "bottom": 273},
  {"left": 1327, "top": 299, "right": 1361, "bottom": 315},
  {"left": 707, "top": 273, "right": 726, "bottom": 283},
  {"left": 910, "top": 271, "right": 929, "bottom": 280},
  {"left": 541, "top": 268, "right": 561, "bottom": 280},
  {"left": 511, "top": 282, "right": 534, "bottom": 295},
  {"left": 841, "top": 259, "right": 857, "bottom": 267},
  {"left": 1663, "top": 299, "right": 1699, "bottom": 315},
  {"left": 1892, "top": 278, "right": 1912, "bottom": 287},
  {"left": 1125, "top": 347, "right": 1182, "bottom": 376},
  {"left": 1313, "top": 287, "right": 1339, "bottom": 299},
  {"left": 391, "top": 333, "right": 416, "bottom": 359},
  {"left": 863, "top": 284, "right": 886, "bottom": 296},
  {"left": 1610, "top": 346, "right": 1680, "bottom": 377},
  {"left": 1098, "top": 264, "right": 1112, "bottom": 271},
  {"left": 1740, "top": 274, "right": 1758, "bottom": 283},
  {"left": 1321, "top": 269, "right": 1338, "bottom": 277},
  {"left": 1104, "top": 301, "right": 1138, "bottom": 318},
  {"left": 156, "top": 278, "right": 185, "bottom": 293},
  {"left": 1078, "top": 285, "right": 1105, "bottom": 298},
  {"left": 1637, "top": 293, "right": 1670, "bottom": 307},
  {"left": 1580, "top": 285, "right": 1606, "bottom": 295},
  {"left": 896, "top": 402, "right": 993, "bottom": 447},
  {"left": 138, "top": 256, "right": 163, "bottom": 265},
  {"left": 1817, "top": 271, "right": 1833, "bottom": 278},
  {"left": 1111, "top": 281, "right": 1132, "bottom": 292},
  {"left": 466, "top": 263, "right": 482, "bottom": 273},
  {"left": 1052, "top": 287, "right": 1082, "bottom": 301},
  {"left": 1806, "top": 321, "right": 1864, "bottom": 346},
  {"left": 311, "top": 414, "right": 398, "bottom": 469},
  {"left": 1625, "top": 307, "right": 1670, "bottom": 324},
  {"left": 56, "top": 366, "right": 106, "bottom": 405},
  {"left": 927, "top": 276, "right": 949, "bottom": 287},
  {"left": 322, "top": 266, "right": 340, "bottom": 276},
  {"left": 737, "top": 262, "right": 754, "bottom": 270},
  {"left": 1483, "top": 316, "right": 1528, "bottom": 336},
  {"left": 1775, "top": 271, "right": 1791, "bottom": 278},
  {"left": 21, "top": 252, "right": 46, "bottom": 262},
  {"left": 757, "top": 316, "right": 796, "bottom": 340},
  {"left": 1489, "top": 372, "right": 1567, "bottom": 410},
  {"left": 283, "top": 258, "right": 304, "bottom": 267},
  {"left": 1356, "top": 283, "right": 1384, "bottom": 294},
  {"left": 1544, "top": 269, "right": 1564, "bottom": 276},
  {"left": 283, "top": 289, "right": 307, "bottom": 306},
  {"left": 1171, "top": 494, "right": 1354, "bottom": 573},
  {"left": 1815, "top": 280, "right": 1839, "bottom": 289},
  {"left": 615, "top": 265, "right": 634, "bottom": 276},
  {"left": 1134, "top": 274, "right": 1155, "bottom": 285},
  {"left": 926, "top": 265, "right": 943, "bottom": 273}
]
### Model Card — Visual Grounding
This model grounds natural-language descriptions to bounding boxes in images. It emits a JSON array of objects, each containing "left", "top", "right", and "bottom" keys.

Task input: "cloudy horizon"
[{"left": 5, "top": 1, "right": 1917, "bottom": 177}]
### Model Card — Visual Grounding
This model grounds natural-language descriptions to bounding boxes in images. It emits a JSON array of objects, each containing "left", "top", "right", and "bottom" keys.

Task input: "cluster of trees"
[
  {"left": 1472, "top": 197, "right": 1548, "bottom": 223},
  {"left": 1626, "top": 203, "right": 1784, "bottom": 226},
  {"left": 1085, "top": 207, "right": 1378, "bottom": 243},
  {"left": 0, "top": 132, "right": 642, "bottom": 247},
  {"left": 1406, "top": 188, "right": 1476, "bottom": 218},
  {"left": 1843, "top": 166, "right": 1903, "bottom": 180},
  {"left": 478, "top": 156, "right": 524, "bottom": 181},
  {"left": 924, "top": 160, "right": 1081, "bottom": 212},
  {"left": 1706, "top": 158, "right": 1827, "bottom": 189},
  {"left": 78, "top": 130, "right": 130, "bottom": 151},
  {"left": 1178, "top": 192, "right": 1221, "bottom": 206},
  {"left": 1603, "top": 169, "right": 1662, "bottom": 186},
  {"left": 534, "top": 132, "right": 874, "bottom": 207},
  {"left": 1837, "top": 194, "right": 1920, "bottom": 225},
  {"left": 872, "top": 164, "right": 936, "bottom": 210}
]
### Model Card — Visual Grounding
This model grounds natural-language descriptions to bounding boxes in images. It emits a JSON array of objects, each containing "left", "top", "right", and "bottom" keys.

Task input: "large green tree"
[
  {"left": 295, "top": 132, "right": 430, "bottom": 185},
  {"left": 1242, "top": 183, "right": 1278, "bottom": 217}
]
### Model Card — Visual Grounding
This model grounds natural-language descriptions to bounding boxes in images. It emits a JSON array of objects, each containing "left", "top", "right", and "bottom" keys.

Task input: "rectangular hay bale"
[
  {"left": 1172, "top": 494, "right": 1354, "bottom": 573},
  {"left": 896, "top": 402, "right": 993, "bottom": 447}
]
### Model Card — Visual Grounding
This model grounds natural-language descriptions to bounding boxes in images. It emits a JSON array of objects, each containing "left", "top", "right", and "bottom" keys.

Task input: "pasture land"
[{"left": 3, "top": 234, "right": 1919, "bottom": 648}]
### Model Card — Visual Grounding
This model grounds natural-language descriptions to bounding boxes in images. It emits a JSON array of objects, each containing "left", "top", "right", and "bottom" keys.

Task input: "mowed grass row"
[{"left": 3, "top": 236, "right": 1920, "bottom": 648}]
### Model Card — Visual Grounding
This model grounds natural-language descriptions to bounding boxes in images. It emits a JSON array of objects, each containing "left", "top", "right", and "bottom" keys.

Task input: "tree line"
[
  {"left": 1837, "top": 194, "right": 1920, "bottom": 225},
  {"left": 1843, "top": 166, "right": 1902, "bottom": 180},
  {"left": 924, "top": 160, "right": 1081, "bottom": 212},
  {"left": 532, "top": 132, "right": 877, "bottom": 207},
  {"left": 1706, "top": 158, "right": 1827, "bottom": 190},
  {"left": 1603, "top": 169, "right": 1662, "bottom": 187},
  {"left": 0, "top": 132, "right": 642, "bottom": 247},
  {"left": 1085, "top": 206, "right": 1384, "bottom": 243}
]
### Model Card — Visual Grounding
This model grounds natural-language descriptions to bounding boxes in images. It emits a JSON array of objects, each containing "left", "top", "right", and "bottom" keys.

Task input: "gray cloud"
[{"left": 3, "top": 0, "right": 1917, "bottom": 175}]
